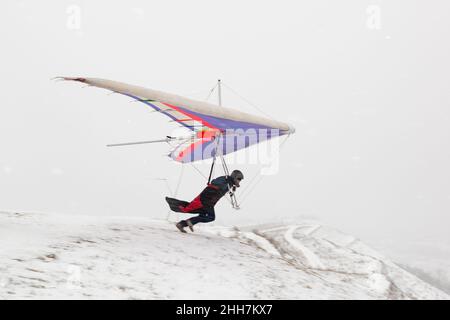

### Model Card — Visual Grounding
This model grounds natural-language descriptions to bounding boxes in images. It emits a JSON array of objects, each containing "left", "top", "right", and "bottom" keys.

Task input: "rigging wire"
[
  {"left": 204, "top": 82, "right": 219, "bottom": 102},
  {"left": 214, "top": 134, "right": 240, "bottom": 209},
  {"left": 189, "top": 162, "right": 208, "bottom": 180},
  {"left": 238, "top": 134, "right": 291, "bottom": 206},
  {"left": 221, "top": 82, "right": 276, "bottom": 121},
  {"left": 173, "top": 164, "right": 185, "bottom": 198},
  {"left": 165, "top": 164, "right": 185, "bottom": 221},
  {"left": 207, "top": 134, "right": 221, "bottom": 184}
]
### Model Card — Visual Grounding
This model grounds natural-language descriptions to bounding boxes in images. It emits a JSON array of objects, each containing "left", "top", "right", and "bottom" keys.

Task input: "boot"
[
  {"left": 175, "top": 222, "right": 187, "bottom": 233},
  {"left": 186, "top": 219, "right": 194, "bottom": 232}
]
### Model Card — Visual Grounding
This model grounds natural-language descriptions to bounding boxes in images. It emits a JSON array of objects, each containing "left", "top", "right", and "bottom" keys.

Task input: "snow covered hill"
[{"left": 0, "top": 211, "right": 448, "bottom": 300}]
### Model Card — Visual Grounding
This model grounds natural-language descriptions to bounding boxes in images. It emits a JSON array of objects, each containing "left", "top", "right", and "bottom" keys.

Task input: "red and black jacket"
[{"left": 180, "top": 176, "right": 234, "bottom": 213}]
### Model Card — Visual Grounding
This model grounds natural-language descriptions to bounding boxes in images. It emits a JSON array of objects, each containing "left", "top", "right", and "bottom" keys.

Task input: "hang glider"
[{"left": 57, "top": 77, "right": 295, "bottom": 163}]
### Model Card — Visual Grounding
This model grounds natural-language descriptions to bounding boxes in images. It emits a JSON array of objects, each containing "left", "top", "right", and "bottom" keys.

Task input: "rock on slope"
[{"left": 0, "top": 211, "right": 447, "bottom": 300}]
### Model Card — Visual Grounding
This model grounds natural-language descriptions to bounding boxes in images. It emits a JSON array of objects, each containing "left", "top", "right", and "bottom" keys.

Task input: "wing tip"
[{"left": 53, "top": 76, "right": 87, "bottom": 83}]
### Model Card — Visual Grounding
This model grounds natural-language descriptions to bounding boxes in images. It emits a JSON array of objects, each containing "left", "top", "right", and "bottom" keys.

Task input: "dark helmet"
[{"left": 230, "top": 170, "right": 244, "bottom": 187}]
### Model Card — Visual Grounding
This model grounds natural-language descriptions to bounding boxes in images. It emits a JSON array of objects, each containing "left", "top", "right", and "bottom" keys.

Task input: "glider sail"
[{"left": 59, "top": 77, "right": 295, "bottom": 163}]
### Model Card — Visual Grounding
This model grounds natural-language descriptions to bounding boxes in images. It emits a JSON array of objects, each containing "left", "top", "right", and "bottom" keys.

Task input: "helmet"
[{"left": 230, "top": 170, "right": 244, "bottom": 187}]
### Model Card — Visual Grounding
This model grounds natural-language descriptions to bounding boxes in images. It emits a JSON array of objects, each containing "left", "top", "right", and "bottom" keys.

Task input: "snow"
[
  {"left": 363, "top": 236, "right": 450, "bottom": 295},
  {"left": 0, "top": 211, "right": 448, "bottom": 300},
  {"left": 283, "top": 225, "right": 325, "bottom": 269}
]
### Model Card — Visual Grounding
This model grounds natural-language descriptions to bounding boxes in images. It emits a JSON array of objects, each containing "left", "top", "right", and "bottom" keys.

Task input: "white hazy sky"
[{"left": 1, "top": 1, "right": 449, "bottom": 247}]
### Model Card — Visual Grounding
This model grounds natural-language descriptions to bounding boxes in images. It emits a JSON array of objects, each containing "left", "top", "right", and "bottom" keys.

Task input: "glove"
[{"left": 229, "top": 185, "right": 237, "bottom": 197}]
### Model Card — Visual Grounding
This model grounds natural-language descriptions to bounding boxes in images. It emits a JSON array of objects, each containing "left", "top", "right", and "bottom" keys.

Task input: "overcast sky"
[{"left": 1, "top": 1, "right": 449, "bottom": 248}]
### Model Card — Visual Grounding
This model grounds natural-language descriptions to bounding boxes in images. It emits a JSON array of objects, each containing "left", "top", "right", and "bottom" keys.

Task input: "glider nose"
[{"left": 287, "top": 123, "right": 296, "bottom": 134}]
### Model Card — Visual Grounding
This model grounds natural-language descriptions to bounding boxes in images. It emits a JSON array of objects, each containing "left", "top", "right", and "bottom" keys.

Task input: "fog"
[{"left": 1, "top": 0, "right": 449, "bottom": 255}]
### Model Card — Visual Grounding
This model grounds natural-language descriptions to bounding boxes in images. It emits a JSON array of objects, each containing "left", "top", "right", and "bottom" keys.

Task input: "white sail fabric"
[{"left": 61, "top": 77, "right": 295, "bottom": 162}]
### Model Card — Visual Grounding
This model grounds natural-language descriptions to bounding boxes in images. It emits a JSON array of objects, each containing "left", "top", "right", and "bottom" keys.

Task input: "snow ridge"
[{"left": 0, "top": 212, "right": 448, "bottom": 300}]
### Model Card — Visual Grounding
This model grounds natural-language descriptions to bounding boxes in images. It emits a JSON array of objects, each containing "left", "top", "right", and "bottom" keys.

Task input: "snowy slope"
[
  {"left": 363, "top": 237, "right": 450, "bottom": 295},
  {"left": 0, "top": 211, "right": 448, "bottom": 300}
]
